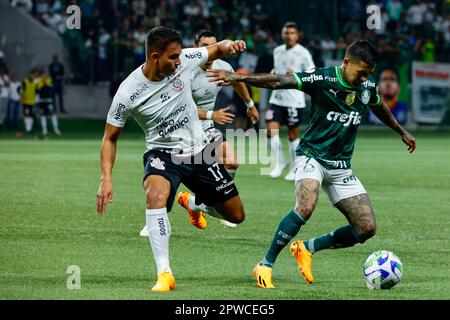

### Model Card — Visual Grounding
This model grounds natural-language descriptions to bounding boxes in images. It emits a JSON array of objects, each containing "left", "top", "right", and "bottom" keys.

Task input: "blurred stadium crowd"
[
  {"left": 1, "top": 0, "right": 449, "bottom": 132},
  {"left": 7, "top": 0, "right": 450, "bottom": 82}
]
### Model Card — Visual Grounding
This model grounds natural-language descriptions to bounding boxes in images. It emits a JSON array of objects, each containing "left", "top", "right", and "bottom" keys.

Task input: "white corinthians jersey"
[
  {"left": 191, "top": 59, "right": 234, "bottom": 131},
  {"left": 107, "top": 47, "right": 210, "bottom": 157},
  {"left": 269, "top": 43, "right": 315, "bottom": 108}
]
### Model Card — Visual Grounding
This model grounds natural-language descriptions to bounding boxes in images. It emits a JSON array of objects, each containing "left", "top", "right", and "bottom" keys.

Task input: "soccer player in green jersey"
[{"left": 208, "top": 40, "right": 416, "bottom": 288}]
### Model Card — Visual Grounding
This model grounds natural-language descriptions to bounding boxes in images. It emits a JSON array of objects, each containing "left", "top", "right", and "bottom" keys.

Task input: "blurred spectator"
[
  {"left": 36, "top": 70, "right": 61, "bottom": 136},
  {"left": 6, "top": 73, "right": 22, "bottom": 130},
  {"left": 0, "top": 51, "right": 7, "bottom": 73},
  {"left": 11, "top": 0, "right": 33, "bottom": 13},
  {"left": 42, "top": 8, "right": 63, "bottom": 32},
  {"left": 369, "top": 68, "right": 408, "bottom": 125},
  {"left": 0, "top": 68, "right": 10, "bottom": 127},
  {"left": 21, "top": 69, "right": 38, "bottom": 134},
  {"left": 320, "top": 35, "right": 336, "bottom": 63},
  {"left": 421, "top": 36, "right": 436, "bottom": 62},
  {"left": 386, "top": 0, "right": 404, "bottom": 31},
  {"left": 48, "top": 54, "right": 65, "bottom": 113},
  {"left": 407, "top": 0, "right": 428, "bottom": 27}
]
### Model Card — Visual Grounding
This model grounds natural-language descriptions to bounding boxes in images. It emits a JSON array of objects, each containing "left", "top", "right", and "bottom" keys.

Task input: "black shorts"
[
  {"left": 143, "top": 148, "right": 239, "bottom": 211},
  {"left": 204, "top": 127, "right": 226, "bottom": 145},
  {"left": 265, "top": 104, "right": 303, "bottom": 127},
  {"left": 23, "top": 104, "right": 35, "bottom": 117},
  {"left": 38, "top": 102, "right": 55, "bottom": 116}
]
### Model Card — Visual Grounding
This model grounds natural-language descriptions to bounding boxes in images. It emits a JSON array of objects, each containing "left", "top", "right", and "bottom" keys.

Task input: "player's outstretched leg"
[
  {"left": 289, "top": 240, "right": 313, "bottom": 284},
  {"left": 253, "top": 178, "right": 319, "bottom": 287},
  {"left": 217, "top": 140, "right": 240, "bottom": 228},
  {"left": 252, "top": 263, "right": 275, "bottom": 289},
  {"left": 176, "top": 191, "right": 207, "bottom": 229}
]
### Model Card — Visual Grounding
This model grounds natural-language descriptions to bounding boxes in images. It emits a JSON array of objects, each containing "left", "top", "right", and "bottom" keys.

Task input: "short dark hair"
[
  {"left": 145, "top": 26, "right": 182, "bottom": 55},
  {"left": 194, "top": 29, "right": 216, "bottom": 45},
  {"left": 345, "top": 40, "right": 377, "bottom": 67},
  {"left": 283, "top": 21, "right": 298, "bottom": 31}
]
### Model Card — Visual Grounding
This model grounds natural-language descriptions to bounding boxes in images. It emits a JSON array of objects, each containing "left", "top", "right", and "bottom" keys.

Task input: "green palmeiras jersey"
[{"left": 292, "top": 66, "right": 382, "bottom": 169}]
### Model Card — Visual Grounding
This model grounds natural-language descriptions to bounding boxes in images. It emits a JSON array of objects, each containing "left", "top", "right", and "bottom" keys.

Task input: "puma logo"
[{"left": 329, "top": 88, "right": 339, "bottom": 97}]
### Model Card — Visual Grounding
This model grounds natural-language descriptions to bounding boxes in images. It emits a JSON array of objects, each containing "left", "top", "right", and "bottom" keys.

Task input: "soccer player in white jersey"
[
  {"left": 96, "top": 27, "right": 247, "bottom": 292},
  {"left": 267, "top": 22, "right": 315, "bottom": 180},
  {"left": 182, "top": 29, "right": 259, "bottom": 228},
  {"left": 138, "top": 30, "right": 259, "bottom": 235}
]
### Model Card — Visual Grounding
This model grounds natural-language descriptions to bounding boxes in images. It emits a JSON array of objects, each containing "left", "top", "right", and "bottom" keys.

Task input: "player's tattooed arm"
[
  {"left": 370, "top": 102, "right": 416, "bottom": 153},
  {"left": 207, "top": 69, "right": 298, "bottom": 90}
]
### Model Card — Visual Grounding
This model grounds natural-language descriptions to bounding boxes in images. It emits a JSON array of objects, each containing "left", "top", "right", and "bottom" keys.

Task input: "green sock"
[
  {"left": 263, "top": 210, "right": 306, "bottom": 267},
  {"left": 304, "top": 224, "right": 362, "bottom": 254}
]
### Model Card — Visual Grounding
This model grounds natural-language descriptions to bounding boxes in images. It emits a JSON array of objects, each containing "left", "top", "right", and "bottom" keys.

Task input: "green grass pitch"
[{"left": 1, "top": 123, "right": 449, "bottom": 300}]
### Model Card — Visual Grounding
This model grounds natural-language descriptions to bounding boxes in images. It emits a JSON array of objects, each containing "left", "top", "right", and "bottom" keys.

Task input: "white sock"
[
  {"left": 188, "top": 195, "right": 204, "bottom": 212},
  {"left": 146, "top": 208, "right": 172, "bottom": 275},
  {"left": 270, "top": 135, "right": 286, "bottom": 166},
  {"left": 289, "top": 138, "right": 300, "bottom": 164},
  {"left": 24, "top": 117, "right": 33, "bottom": 132},
  {"left": 40, "top": 116, "right": 48, "bottom": 135},
  {"left": 51, "top": 115, "right": 60, "bottom": 132},
  {"left": 188, "top": 195, "right": 223, "bottom": 219}
]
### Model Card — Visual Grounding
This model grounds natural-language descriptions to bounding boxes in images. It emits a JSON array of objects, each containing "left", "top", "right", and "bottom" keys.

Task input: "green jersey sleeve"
[
  {"left": 369, "top": 84, "right": 382, "bottom": 107},
  {"left": 293, "top": 70, "right": 324, "bottom": 96}
]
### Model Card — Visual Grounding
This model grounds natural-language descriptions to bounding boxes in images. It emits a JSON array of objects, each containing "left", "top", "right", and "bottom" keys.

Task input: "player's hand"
[
  {"left": 207, "top": 69, "right": 237, "bottom": 86},
  {"left": 401, "top": 131, "right": 416, "bottom": 153},
  {"left": 96, "top": 179, "right": 113, "bottom": 215},
  {"left": 225, "top": 40, "right": 246, "bottom": 55},
  {"left": 247, "top": 106, "right": 259, "bottom": 125},
  {"left": 212, "top": 106, "right": 235, "bottom": 125}
]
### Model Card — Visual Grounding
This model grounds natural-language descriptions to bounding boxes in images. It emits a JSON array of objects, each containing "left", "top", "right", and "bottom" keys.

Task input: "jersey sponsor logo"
[
  {"left": 185, "top": 51, "right": 202, "bottom": 60},
  {"left": 149, "top": 157, "right": 166, "bottom": 170},
  {"left": 158, "top": 117, "right": 190, "bottom": 138},
  {"left": 130, "top": 83, "right": 150, "bottom": 102},
  {"left": 325, "top": 76, "right": 337, "bottom": 82},
  {"left": 109, "top": 102, "right": 126, "bottom": 121},
  {"left": 362, "top": 79, "right": 376, "bottom": 88},
  {"left": 215, "top": 179, "right": 234, "bottom": 191},
  {"left": 155, "top": 105, "right": 186, "bottom": 126},
  {"left": 301, "top": 74, "right": 323, "bottom": 83},
  {"left": 361, "top": 89, "right": 371, "bottom": 105},
  {"left": 326, "top": 111, "right": 362, "bottom": 127},
  {"left": 157, "top": 217, "right": 166, "bottom": 236},
  {"left": 343, "top": 174, "right": 357, "bottom": 183}
]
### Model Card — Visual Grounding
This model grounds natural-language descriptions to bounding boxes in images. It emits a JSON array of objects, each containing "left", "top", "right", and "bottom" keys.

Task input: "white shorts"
[{"left": 293, "top": 155, "right": 367, "bottom": 205}]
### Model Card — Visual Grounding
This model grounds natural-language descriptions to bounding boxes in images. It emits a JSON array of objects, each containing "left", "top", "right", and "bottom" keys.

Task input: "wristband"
[
  {"left": 206, "top": 111, "right": 213, "bottom": 120},
  {"left": 245, "top": 100, "right": 255, "bottom": 111}
]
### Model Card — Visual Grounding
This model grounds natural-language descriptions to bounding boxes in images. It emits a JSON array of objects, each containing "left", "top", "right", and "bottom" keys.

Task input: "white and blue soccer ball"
[{"left": 363, "top": 250, "right": 403, "bottom": 289}]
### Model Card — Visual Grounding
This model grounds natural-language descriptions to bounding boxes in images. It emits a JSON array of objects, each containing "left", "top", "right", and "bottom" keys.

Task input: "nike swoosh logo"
[
  {"left": 193, "top": 88, "right": 200, "bottom": 92},
  {"left": 224, "top": 188, "right": 234, "bottom": 194}
]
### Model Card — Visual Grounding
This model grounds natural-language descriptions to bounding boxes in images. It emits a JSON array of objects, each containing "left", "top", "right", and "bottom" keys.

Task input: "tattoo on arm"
[
  {"left": 370, "top": 102, "right": 405, "bottom": 135},
  {"left": 235, "top": 73, "right": 298, "bottom": 89}
]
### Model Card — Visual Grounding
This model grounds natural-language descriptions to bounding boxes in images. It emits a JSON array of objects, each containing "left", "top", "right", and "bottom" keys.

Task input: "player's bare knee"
[
  {"left": 145, "top": 187, "right": 169, "bottom": 208},
  {"left": 229, "top": 208, "right": 245, "bottom": 224},
  {"left": 355, "top": 218, "right": 377, "bottom": 241},
  {"left": 294, "top": 204, "right": 315, "bottom": 221}
]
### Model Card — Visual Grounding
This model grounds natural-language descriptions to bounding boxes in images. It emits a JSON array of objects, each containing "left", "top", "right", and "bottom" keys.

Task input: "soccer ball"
[{"left": 363, "top": 250, "right": 403, "bottom": 289}]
